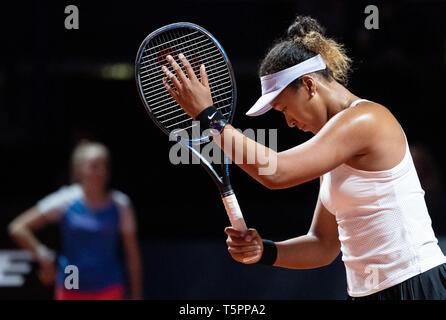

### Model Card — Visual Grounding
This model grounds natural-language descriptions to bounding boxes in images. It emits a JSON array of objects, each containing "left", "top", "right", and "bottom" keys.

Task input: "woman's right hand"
[
  {"left": 224, "top": 227, "right": 263, "bottom": 264},
  {"left": 35, "top": 245, "right": 56, "bottom": 286},
  {"left": 37, "top": 257, "right": 56, "bottom": 286}
]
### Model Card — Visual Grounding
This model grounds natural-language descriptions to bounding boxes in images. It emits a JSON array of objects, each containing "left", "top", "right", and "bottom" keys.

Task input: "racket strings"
[
  {"left": 138, "top": 26, "right": 233, "bottom": 138},
  {"left": 140, "top": 54, "right": 228, "bottom": 90},
  {"left": 140, "top": 47, "right": 230, "bottom": 97},
  {"left": 142, "top": 31, "right": 201, "bottom": 55},
  {"left": 140, "top": 36, "right": 213, "bottom": 70}
]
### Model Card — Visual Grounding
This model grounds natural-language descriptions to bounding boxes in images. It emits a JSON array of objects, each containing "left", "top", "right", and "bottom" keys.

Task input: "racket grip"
[{"left": 222, "top": 193, "right": 248, "bottom": 232}]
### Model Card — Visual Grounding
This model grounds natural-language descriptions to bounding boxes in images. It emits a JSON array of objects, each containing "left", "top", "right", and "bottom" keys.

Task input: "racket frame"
[{"left": 135, "top": 22, "right": 237, "bottom": 145}]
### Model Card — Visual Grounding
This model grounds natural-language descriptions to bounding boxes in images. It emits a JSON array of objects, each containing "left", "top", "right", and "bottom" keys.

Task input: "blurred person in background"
[{"left": 8, "top": 140, "right": 143, "bottom": 300}]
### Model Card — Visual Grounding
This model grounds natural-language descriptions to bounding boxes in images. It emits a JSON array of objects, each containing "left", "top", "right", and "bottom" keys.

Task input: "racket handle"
[{"left": 222, "top": 193, "right": 247, "bottom": 232}]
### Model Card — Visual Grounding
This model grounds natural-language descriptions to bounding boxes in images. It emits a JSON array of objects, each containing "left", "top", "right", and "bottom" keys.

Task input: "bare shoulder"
[
  {"left": 355, "top": 100, "right": 396, "bottom": 118},
  {"left": 316, "top": 100, "right": 401, "bottom": 147},
  {"left": 338, "top": 100, "right": 406, "bottom": 170},
  {"left": 333, "top": 100, "right": 402, "bottom": 137},
  {"left": 341, "top": 100, "right": 396, "bottom": 124}
]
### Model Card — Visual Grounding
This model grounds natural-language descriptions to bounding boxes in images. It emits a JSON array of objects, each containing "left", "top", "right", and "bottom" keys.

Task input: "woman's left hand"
[{"left": 161, "top": 54, "right": 213, "bottom": 119}]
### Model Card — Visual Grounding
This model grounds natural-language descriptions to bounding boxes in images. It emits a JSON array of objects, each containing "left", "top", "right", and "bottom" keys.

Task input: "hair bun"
[{"left": 287, "top": 15, "right": 325, "bottom": 40}]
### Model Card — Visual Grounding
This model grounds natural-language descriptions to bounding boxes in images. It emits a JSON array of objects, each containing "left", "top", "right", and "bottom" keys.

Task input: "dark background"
[{"left": 1, "top": 0, "right": 446, "bottom": 300}]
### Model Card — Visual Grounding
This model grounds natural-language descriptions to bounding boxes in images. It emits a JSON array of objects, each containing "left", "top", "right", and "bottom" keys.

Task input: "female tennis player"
[
  {"left": 8, "top": 141, "right": 143, "bottom": 300},
  {"left": 161, "top": 15, "right": 446, "bottom": 299}
]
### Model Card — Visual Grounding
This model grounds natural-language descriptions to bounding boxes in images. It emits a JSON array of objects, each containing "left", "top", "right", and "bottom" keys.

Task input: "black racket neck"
[{"left": 220, "top": 185, "right": 234, "bottom": 198}]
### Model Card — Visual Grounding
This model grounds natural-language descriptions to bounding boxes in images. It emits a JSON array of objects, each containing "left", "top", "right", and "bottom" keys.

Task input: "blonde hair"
[
  {"left": 70, "top": 140, "right": 110, "bottom": 183},
  {"left": 293, "top": 31, "right": 352, "bottom": 85}
]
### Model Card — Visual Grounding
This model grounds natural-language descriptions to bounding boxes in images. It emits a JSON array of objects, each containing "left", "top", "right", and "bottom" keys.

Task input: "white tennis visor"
[{"left": 246, "top": 54, "right": 327, "bottom": 117}]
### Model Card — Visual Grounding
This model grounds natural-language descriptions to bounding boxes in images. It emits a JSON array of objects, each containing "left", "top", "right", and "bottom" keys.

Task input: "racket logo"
[{"left": 157, "top": 47, "right": 175, "bottom": 67}]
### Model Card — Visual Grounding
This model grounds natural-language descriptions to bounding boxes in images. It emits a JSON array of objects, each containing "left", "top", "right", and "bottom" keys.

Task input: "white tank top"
[{"left": 319, "top": 99, "right": 446, "bottom": 297}]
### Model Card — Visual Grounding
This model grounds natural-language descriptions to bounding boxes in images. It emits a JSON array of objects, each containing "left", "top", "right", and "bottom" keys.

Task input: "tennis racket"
[{"left": 135, "top": 22, "right": 247, "bottom": 232}]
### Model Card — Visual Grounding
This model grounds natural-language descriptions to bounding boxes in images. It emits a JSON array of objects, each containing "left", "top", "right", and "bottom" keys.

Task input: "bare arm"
[
  {"left": 121, "top": 205, "right": 143, "bottom": 300},
  {"left": 274, "top": 195, "right": 340, "bottom": 269},
  {"left": 226, "top": 179, "right": 340, "bottom": 269},
  {"left": 8, "top": 206, "right": 57, "bottom": 285},
  {"left": 161, "top": 54, "right": 375, "bottom": 190},
  {"left": 214, "top": 106, "right": 374, "bottom": 190},
  {"left": 226, "top": 200, "right": 340, "bottom": 269},
  {"left": 8, "top": 206, "right": 52, "bottom": 258},
  {"left": 120, "top": 218, "right": 143, "bottom": 300}
]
